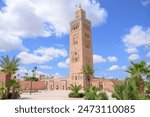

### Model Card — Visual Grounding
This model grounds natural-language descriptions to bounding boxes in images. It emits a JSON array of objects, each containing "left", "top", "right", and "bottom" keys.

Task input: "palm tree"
[
  {"left": 31, "top": 69, "right": 35, "bottom": 77},
  {"left": 68, "top": 84, "right": 84, "bottom": 98},
  {"left": 70, "top": 84, "right": 81, "bottom": 94},
  {"left": 126, "top": 60, "right": 150, "bottom": 93},
  {"left": 24, "top": 73, "right": 28, "bottom": 80},
  {"left": 34, "top": 67, "right": 37, "bottom": 77},
  {"left": 9, "top": 80, "right": 20, "bottom": 99},
  {"left": 112, "top": 78, "right": 146, "bottom": 100},
  {"left": 0, "top": 55, "right": 20, "bottom": 98},
  {"left": 81, "top": 63, "right": 94, "bottom": 88}
]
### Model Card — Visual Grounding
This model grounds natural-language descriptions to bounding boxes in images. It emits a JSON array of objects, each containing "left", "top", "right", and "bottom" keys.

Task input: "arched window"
[
  {"left": 72, "top": 52, "right": 79, "bottom": 62},
  {"left": 75, "top": 75, "right": 77, "bottom": 80},
  {"left": 56, "top": 85, "right": 59, "bottom": 90},
  {"left": 73, "top": 35, "right": 78, "bottom": 45},
  {"left": 99, "top": 82, "right": 103, "bottom": 89},
  {"left": 72, "top": 75, "right": 74, "bottom": 80}
]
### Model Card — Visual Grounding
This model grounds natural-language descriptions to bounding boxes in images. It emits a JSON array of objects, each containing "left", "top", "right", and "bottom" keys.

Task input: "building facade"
[
  {"left": 41, "top": 6, "right": 120, "bottom": 92},
  {"left": 70, "top": 6, "right": 93, "bottom": 88}
]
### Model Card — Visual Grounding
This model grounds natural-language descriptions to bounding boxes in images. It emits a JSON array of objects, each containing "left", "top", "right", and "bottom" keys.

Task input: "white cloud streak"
[
  {"left": 17, "top": 47, "right": 68, "bottom": 64},
  {"left": 93, "top": 55, "right": 107, "bottom": 63},
  {"left": 107, "top": 56, "right": 118, "bottom": 62},
  {"left": 0, "top": 0, "right": 107, "bottom": 51},
  {"left": 128, "top": 54, "right": 140, "bottom": 61},
  {"left": 123, "top": 25, "right": 150, "bottom": 54},
  {"left": 57, "top": 58, "right": 69, "bottom": 68}
]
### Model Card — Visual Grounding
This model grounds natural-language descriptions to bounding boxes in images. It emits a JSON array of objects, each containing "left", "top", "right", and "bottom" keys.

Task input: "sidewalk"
[{"left": 19, "top": 90, "right": 115, "bottom": 100}]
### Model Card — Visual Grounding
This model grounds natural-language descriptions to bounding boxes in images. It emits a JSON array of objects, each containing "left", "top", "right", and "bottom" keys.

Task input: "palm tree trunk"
[
  {"left": 12, "top": 87, "right": 16, "bottom": 99},
  {"left": 135, "top": 77, "right": 144, "bottom": 93},
  {"left": 5, "top": 73, "right": 11, "bottom": 99},
  {"left": 139, "top": 77, "right": 144, "bottom": 93}
]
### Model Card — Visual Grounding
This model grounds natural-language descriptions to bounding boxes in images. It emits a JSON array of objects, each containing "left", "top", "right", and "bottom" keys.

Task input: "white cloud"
[
  {"left": 108, "top": 65, "right": 120, "bottom": 71},
  {"left": 34, "top": 47, "right": 68, "bottom": 58},
  {"left": 57, "top": 58, "right": 69, "bottom": 68},
  {"left": 125, "top": 47, "right": 138, "bottom": 54},
  {"left": 93, "top": 55, "right": 107, "bottom": 63},
  {"left": 128, "top": 54, "right": 140, "bottom": 61},
  {"left": 0, "top": 0, "right": 107, "bottom": 51},
  {"left": 107, "top": 56, "right": 118, "bottom": 62},
  {"left": 123, "top": 25, "right": 150, "bottom": 54},
  {"left": 17, "top": 47, "right": 68, "bottom": 64},
  {"left": 108, "top": 65, "right": 127, "bottom": 71},
  {"left": 39, "top": 65, "right": 52, "bottom": 70},
  {"left": 53, "top": 73, "right": 63, "bottom": 78},
  {"left": 146, "top": 52, "right": 150, "bottom": 57},
  {"left": 121, "top": 65, "right": 127, "bottom": 70},
  {"left": 141, "top": 0, "right": 150, "bottom": 7},
  {"left": 17, "top": 66, "right": 62, "bottom": 78}
]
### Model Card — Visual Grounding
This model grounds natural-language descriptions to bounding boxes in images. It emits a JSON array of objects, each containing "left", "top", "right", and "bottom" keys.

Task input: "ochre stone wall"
[
  {"left": 44, "top": 78, "right": 70, "bottom": 90},
  {"left": 19, "top": 81, "right": 46, "bottom": 90}
]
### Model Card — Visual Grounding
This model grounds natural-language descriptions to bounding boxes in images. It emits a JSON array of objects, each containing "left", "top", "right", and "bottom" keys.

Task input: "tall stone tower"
[{"left": 69, "top": 6, "right": 93, "bottom": 88}]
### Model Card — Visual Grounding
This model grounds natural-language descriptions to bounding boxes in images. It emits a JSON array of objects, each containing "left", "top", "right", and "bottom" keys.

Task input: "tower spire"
[
  {"left": 75, "top": 3, "right": 82, "bottom": 10},
  {"left": 79, "top": 3, "right": 81, "bottom": 9}
]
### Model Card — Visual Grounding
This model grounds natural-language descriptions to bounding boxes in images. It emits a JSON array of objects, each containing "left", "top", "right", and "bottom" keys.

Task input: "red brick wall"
[{"left": 19, "top": 81, "right": 46, "bottom": 90}]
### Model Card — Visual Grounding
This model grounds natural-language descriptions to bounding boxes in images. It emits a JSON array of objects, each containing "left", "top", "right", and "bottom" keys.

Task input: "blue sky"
[{"left": 0, "top": 0, "right": 150, "bottom": 79}]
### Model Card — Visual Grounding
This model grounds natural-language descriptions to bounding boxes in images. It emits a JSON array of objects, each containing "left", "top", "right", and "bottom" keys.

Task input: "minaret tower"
[{"left": 69, "top": 5, "right": 93, "bottom": 88}]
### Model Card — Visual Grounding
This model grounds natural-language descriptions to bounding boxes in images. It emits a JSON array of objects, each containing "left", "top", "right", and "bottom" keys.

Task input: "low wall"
[{"left": 19, "top": 81, "right": 46, "bottom": 90}]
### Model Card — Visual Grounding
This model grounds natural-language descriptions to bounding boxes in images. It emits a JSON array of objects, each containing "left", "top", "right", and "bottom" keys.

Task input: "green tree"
[
  {"left": 126, "top": 60, "right": 150, "bottom": 93},
  {"left": 0, "top": 55, "right": 20, "bottom": 98},
  {"left": 82, "top": 63, "right": 94, "bottom": 88}
]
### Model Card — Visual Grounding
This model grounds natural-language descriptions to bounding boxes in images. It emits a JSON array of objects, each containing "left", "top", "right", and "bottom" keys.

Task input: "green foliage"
[
  {"left": 0, "top": 87, "right": 5, "bottom": 99},
  {"left": 84, "top": 86, "right": 108, "bottom": 100},
  {"left": 68, "top": 92, "right": 84, "bottom": 98},
  {"left": 145, "top": 82, "right": 150, "bottom": 96},
  {"left": 82, "top": 63, "right": 95, "bottom": 87},
  {"left": 0, "top": 55, "right": 21, "bottom": 74},
  {"left": 9, "top": 80, "right": 20, "bottom": 89},
  {"left": 8, "top": 80, "right": 20, "bottom": 99},
  {"left": 126, "top": 60, "right": 150, "bottom": 92},
  {"left": 68, "top": 84, "right": 84, "bottom": 98},
  {"left": 25, "top": 77, "right": 38, "bottom": 81},
  {"left": 112, "top": 78, "right": 146, "bottom": 100},
  {"left": 70, "top": 84, "right": 81, "bottom": 93},
  {"left": 96, "top": 92, "right": 108, "bottom": 100},
  {"left": 0, "top": 55, "right": 21, "bottom": 99},
  {"left": 82, "top": 63, "right": 94, "bottom": 78}
]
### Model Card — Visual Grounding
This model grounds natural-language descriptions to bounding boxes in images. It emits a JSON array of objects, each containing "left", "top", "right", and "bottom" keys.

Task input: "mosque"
[
  {"left": 41, "top": 6, "right": 120, "bottom": 92},
  {"left": 0, "top": 6, "right": 120, "bottom": 92}
]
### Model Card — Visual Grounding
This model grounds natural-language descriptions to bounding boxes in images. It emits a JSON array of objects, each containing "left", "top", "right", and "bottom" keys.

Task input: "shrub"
[
  {"left": 68, "top": 92, "right": 84, "bottom": 98},
  {"left": 84, "top": 86, "right": 108, "bottom": 100},
  {"left": 0, "top": 87, "right": 5, "bottom": 99},
  {"left": 96, "top": 92, "right": 108, "bottom": 100},
  {"left": 112, "top": 78, "right": 146, "bottom": 100},
  {"left": 68, "top": 84, "right": 84, "bottom": 98}
]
